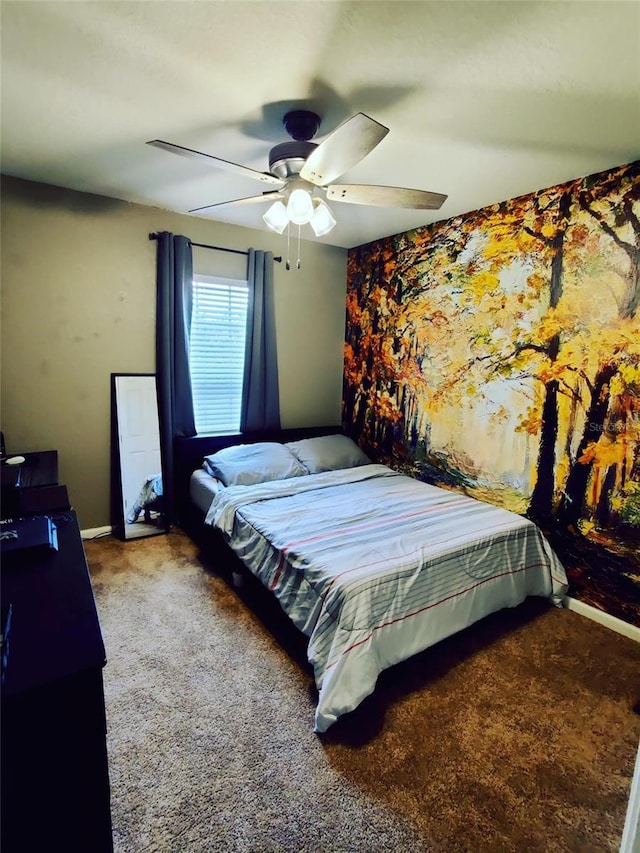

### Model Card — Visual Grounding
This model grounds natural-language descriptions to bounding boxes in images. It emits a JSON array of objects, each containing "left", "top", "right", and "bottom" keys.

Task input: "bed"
[{"left": 178, "top": 431, "right": 568, "bottom": 733}]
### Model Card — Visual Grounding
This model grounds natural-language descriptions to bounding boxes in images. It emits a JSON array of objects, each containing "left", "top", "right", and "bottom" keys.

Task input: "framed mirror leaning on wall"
[{"left": 111, "top": 373, "right": 167, "bottom": 540}]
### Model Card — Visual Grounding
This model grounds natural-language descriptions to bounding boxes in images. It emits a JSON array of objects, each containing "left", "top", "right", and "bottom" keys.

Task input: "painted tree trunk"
[
  {"left": 557, "top": 362, "right": 618, "bottom": 528},
  {"left": 527, "top": 191, "right": 573, "bottom": 523}
]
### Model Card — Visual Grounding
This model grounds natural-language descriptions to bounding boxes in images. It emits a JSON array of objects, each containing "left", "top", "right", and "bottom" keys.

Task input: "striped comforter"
[{"left": 205, "top": 464, "right": 568, "bottom": 732}]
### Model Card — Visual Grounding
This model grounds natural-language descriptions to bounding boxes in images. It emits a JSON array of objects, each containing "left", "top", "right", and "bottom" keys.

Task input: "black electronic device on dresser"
[{"left": 1, "top": 452, "right": 113, "bottom": 853}]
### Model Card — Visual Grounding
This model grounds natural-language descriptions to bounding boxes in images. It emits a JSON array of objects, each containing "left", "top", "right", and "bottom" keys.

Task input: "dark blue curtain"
[
  {"left": 155, "top": 232, "right": 196, "bottom": 524},
  {"left": 241, "top": 249, "right": 281, "bottom": 432}
]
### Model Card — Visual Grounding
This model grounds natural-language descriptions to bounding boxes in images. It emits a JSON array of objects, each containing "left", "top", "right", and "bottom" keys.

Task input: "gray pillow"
[
  {"left": 202, "top": 442, "right": 308, "bottom": 487},
  {"left": 285, "top": 434, "right": 371, "bottom": 474}
]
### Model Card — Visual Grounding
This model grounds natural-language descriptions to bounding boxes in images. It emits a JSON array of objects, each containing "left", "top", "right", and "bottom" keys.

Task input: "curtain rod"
[{"left": 148, "top": 232, "right": 282, "bottom": 263}]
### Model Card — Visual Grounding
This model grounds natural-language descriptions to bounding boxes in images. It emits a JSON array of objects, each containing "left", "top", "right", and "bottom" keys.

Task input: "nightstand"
[{"left": 1, "top": 450, "right": 69, "bottom": 518}]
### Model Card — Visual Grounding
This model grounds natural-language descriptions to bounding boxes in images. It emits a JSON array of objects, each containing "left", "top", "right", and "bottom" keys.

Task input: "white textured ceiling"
[{"left": 2, "top": 1, "right": 639, "bottom": 249}]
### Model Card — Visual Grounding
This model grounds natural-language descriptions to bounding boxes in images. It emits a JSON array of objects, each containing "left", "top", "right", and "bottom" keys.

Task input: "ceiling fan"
[{"left": 148, "top": 110, "right": 447, "bottom": 267}]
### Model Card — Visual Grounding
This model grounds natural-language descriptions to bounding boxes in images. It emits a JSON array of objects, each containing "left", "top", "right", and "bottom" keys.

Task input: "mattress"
[{"left": 190, "top": 469, "right": 222, "bottom": 515}]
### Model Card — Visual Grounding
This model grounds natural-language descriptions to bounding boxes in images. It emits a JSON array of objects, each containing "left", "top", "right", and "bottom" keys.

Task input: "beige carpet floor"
[{"left": 86, "top": 530, "right": 640, "bottom": 853}]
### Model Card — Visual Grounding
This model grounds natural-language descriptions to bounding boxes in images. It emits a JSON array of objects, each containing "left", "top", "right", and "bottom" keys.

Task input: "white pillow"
[
  {"left": 286, "top": 434, "right": 371, "bottom": 474},
  {"left": 202, "top": 442, "right": 308, "bottom": 487}
]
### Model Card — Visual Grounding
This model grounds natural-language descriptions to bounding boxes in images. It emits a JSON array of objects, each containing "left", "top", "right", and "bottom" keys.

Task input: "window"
[{"left": 189, "top": 275, "right": 248, "bottom": 435}]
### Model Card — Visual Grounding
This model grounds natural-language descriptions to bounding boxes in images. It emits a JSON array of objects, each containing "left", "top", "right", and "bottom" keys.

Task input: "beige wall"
[{"left": 1, "top": 176, "right": 347, "bottom": 529}]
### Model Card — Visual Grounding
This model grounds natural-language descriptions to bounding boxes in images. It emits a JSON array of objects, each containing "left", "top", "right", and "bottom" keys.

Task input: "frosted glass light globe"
[
  {"left": 287, "top": 189, "right": 314, "bottom": 225},
  {"left": 310, "top": 201, "right": 337, "bottom": 237},
  {"left": 263, "top": 201, "right": 288, "bottom": 234}
]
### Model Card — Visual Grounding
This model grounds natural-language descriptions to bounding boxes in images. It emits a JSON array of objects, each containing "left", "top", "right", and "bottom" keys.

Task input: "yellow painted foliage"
[
  {"left": 460, "top": 271, "right": 501, "bottom": 305},
  {"left": 579, "top": 438, "right": 628, "bottom": 467},
  {"left": 614, "top": 362, "right": 640, "bottom": 392},
  {"left": 516, "top": 410, "right": 544, "bottom": 436}
]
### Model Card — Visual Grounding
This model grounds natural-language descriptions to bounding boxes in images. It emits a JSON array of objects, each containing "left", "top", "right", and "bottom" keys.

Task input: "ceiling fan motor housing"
[{"left": 269, "top": 141, "right": 317, "bottom": 180}]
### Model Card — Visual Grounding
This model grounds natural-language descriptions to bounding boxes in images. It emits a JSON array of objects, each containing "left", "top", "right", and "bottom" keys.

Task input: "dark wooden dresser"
[{"left": 1, "top": 507, "right": 113, "bottom": 852}]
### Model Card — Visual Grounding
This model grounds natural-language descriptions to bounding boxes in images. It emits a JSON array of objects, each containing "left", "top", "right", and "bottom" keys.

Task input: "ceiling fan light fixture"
[
  {"left": 310, "top": 200, "right": 337, "bottom": 237},
  {"left": 287, "top": 188, "right": 314, "bottom": 225},
  {"left": 263, "top": 200, "right": 289, "bottom": 234},
  {"left": 150, "top": 110, "right": 447, "bottom": 267}
]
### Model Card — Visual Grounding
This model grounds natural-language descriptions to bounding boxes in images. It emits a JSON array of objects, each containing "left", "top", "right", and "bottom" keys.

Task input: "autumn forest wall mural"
[{"left": 343, "top": 161, "right": 640, "bottom": 628}]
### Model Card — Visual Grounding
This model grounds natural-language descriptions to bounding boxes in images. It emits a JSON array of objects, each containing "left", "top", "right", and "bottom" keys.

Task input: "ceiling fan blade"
[
  {"left": 147, "top": 139, "right": 283, "bottom": 186},
  {"left": 189, "top": 191, "right": 284, "bottom": 214},
  {"left": 326, "top": 184, "right": 447, "bottom": 210},
  {"left": 299, "top": 113, "right": 389, "bottom": 186}
]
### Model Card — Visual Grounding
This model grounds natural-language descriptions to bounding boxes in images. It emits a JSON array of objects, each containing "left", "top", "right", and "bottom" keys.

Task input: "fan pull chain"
[
  {"left": 297, "top": 225, "right": 302, "bottom": 269},
  {"left": 285, "top": 222, "right": 291, "bottom": 271}
]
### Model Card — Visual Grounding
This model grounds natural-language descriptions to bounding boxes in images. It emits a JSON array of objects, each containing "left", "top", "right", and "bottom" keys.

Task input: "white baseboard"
[
  {"left": 564, "top": 596, "right": 640, "bottom": 643},
  {"left": 80, "top": 525, "right": 112, "bottom": 541}
]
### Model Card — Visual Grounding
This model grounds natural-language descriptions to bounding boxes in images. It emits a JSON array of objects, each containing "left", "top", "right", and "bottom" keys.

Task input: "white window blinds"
[{"left": 189, "top": 275, "right": 249, "bottom": 435}]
